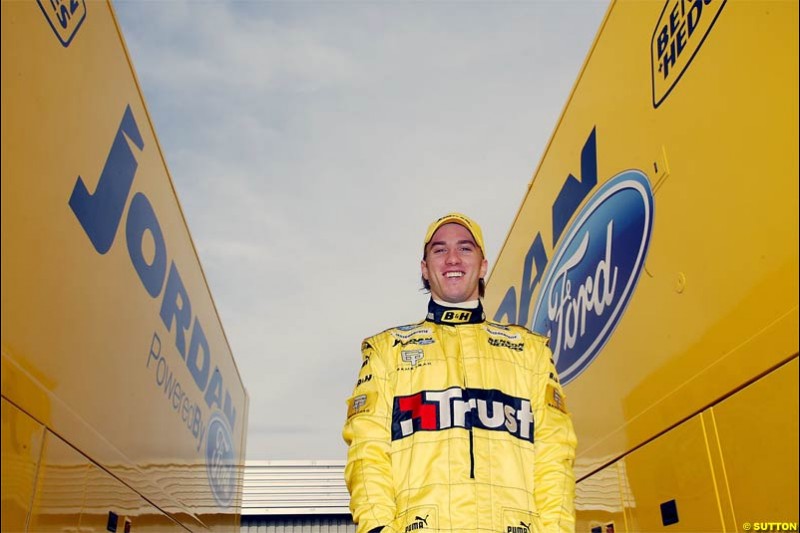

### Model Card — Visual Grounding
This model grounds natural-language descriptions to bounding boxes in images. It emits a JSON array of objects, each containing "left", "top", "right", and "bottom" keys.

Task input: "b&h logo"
[{"left": 442, "top": 310, "right": 471, "bottom": 323}]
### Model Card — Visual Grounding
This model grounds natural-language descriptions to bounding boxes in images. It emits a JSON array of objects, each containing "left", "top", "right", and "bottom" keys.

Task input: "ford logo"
[
  {"left": 205, "top": 412, "right": 236, "bottom": 507},
  {"left": 531, "top": 171, "right": 654, "bottom": 385}
]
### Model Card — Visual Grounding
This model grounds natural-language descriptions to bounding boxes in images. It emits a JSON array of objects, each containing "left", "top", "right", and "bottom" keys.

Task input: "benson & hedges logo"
[
  {"left": 37, "top": 0, "right": 87, "bottom": 47},
  {"left": 651, "top": 0, "right": 727, "bottom": 107}
]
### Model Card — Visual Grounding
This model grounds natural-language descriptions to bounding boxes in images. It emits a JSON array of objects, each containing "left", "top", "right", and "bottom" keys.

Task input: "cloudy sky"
[{"left": 113, "top": 0, "right": 609, "bottom": 461}]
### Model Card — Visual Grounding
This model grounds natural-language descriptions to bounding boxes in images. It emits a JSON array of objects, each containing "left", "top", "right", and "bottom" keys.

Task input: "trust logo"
[{"left": 391, "top": 388, "right": 534, "bottom": 442}]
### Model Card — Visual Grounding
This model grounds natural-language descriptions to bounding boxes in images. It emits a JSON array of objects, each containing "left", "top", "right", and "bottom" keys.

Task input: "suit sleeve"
[
  {"left": 531, "top": 338, "right": 578, "bottom": 533},
  {"left": 342, "top": 338, "right": 396, "bottom": 533}
]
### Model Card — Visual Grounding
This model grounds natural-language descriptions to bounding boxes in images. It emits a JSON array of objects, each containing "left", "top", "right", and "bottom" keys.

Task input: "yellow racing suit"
[{"left": 343, "top": 300, "right": 577, "bottom": 533}]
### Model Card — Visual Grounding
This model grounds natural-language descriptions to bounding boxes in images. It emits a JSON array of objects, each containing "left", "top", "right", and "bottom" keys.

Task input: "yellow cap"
[{"left": 423, "top": 213, "right": 485, "bottom": 257}]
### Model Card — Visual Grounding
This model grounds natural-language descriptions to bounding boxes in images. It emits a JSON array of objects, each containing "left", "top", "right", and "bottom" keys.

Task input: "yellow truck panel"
[
  {"left": 484, "top": 0, "right": 798, "bottom": 529},
  {"left": 710, "top": 358, "right": 799, "bottom": 524},
  {"left": 2, "top": 1, "right": 249, "bottom": 530}
]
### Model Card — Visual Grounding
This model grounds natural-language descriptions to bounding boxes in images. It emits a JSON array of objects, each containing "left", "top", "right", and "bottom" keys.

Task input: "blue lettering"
[
  {"left": 516, "top": 234, "right": 548, "bottom": 327},
  {"left": 493, "top": 287, "right": 518, "bottom": 328},
  {"left": 675, "top": 21, "right": 688, "bottom": 57},
  {"left": 493, "top": 233, "right": 548, "bottom": 326},
  {"left": 187, "top": 319, "right": 211, "bottom": 390},
  {"left": 160, "top": 262, "right": 191, "bottom": 359},
  {"left": 58, "top": 4, "right": 69, "bottom": 28},
  {"left": 69, "top": 106, "right": 143, "bottom": 254},
  {"left": 156, "top": 353, "right": 168, "bottom": 386},
  {"left": 552, "top": 127, "right": 597, "bottom": 245},
  {"left": 192, "top": 405, "right": 202, "bottom": 438},
  {"left": 495, "top": 128, "right": 599, "bottom": 329},
  {"left": 164, "top": 364, "right": 177, "bottom": 398},
  {"left": 687, "top": 0, "right": 703, "bottom": 36},
  {"left": 205, "top": 369, "right": 237, "bottom": 430},
  {"left": 71, "top": 105, "right": 236, "bottom": 434},
  {"left": 657, "top": 0, "right": 713, "bottom": 80},
  {"left": 669, "top": 3, "right": 681, "bottom": 35},
  {"left": 147, "top": 332, "right": 161, "bottom": 368},
  {"left": 172, "top": 381, "right": 183, "bottom": 410},
  {"left": 661, "top": 39, "right": 677, "bottom": 78},
  {"left": 657, "top": 25, "right": 669, "bottom": 58},
  {"left": 223, "top": 391, "right": 237, "bottom": 432},
  {"left": 126, "top": 192, "right": 167, "bottom": 297},
  {"left": 205, "top": 368, "right": 223, "bottom": 411}
]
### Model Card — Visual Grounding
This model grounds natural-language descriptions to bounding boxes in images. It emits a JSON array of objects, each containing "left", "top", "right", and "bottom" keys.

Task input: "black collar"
[{"left": 426, "top": 299, "right": 486, "bottom": 325}]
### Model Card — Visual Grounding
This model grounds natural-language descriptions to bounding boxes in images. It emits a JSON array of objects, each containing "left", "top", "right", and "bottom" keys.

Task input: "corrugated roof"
[
  {"left": 242, "top": 460, "right": 351, "bottom": 516},
  {"left": 241, "top": 515, "right": 355, "bottom": 532}
]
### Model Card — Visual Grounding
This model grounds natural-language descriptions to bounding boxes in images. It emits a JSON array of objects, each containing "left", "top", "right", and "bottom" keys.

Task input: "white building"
[{"left": 241, "top": 460, "right": 355, "bottom": 533}]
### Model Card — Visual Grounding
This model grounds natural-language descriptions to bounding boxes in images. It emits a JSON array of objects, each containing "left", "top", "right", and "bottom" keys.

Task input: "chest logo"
[
  {"left": 392, "top": 387, "right": 534, "bottom": 442},
  {"left": 401, "top": 350, "right": 424, "bottom": 366}
]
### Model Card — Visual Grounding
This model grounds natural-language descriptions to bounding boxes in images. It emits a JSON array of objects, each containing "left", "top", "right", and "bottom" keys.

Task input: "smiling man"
[
  {"left": 343, "top": 213, "right": 577, "bottom": 533},
  {"left": 420, "top": 215, "right": 487, "bottom": 304}
]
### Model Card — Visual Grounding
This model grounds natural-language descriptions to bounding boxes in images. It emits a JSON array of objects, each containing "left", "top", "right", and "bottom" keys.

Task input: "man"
[{"left": 343, "top": 213, "right": 577, "bottom": 533}]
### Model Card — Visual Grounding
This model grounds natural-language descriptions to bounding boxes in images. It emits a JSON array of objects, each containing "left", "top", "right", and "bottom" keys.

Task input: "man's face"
[{"left": 421, "top": 223, "right": 488, "bottom": 303}]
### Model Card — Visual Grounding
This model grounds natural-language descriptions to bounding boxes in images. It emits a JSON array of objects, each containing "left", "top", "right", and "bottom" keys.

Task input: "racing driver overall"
[{"left": 343, "top": 299, "right": 577, "bottom": 533}]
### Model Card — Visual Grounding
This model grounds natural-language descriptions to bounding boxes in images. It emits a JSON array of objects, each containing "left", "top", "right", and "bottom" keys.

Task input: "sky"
[{"left": 113, "top": 0, "right": 609, "bottom": 461}]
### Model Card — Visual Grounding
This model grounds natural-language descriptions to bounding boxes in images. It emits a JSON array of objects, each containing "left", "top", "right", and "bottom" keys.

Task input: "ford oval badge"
[{"left": 531, "top": 171, "right": 654, "bottom": 385}]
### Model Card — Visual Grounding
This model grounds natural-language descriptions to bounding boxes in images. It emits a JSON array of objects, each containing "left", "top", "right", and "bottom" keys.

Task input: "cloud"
[{"left": 115, "top": 1, "right": 609, "bottom": 459}]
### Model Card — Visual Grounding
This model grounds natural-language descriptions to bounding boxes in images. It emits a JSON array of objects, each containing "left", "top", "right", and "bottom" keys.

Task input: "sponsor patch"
[
  {"left": 401, "top": 349, "right": 424, "bottom": 366},
  {"left": 503, "top": 508, "right": 536, "bottom": 533},
  {"left": 651, "top": 0, "right": 727, "bottom": 108},
  {"left": 37, "top": 0, "right": 87, "bottom": 47},
  {"left": 507, "top": 522, "right": 532, "bottom": 533},
  {"left": 397, "top": 506, "right": 438, "bottom": 533},
  {"left": 397, "top": 349, "right": 432, "bottom": 372},
  {"left": 355, "top": 374, "right": 373, "bottom": 388},
  {"left": 393, "top": 337, "right": 435, "bottom": 347},
  {"left": 488, "top": 338, "right": 524, "bottom": 351},
  {"left": 405, "top": 514, "right": 430, "bottom": 532},
  {"left": 546, "top": 384, "right": 568, "bottom": 414},
  {"left": 441, "top": 310, "right": 472, "bottom": 323},
  {"left": 396, "top": 323, "right": 425, "bottom": 331},
  {"left": 486, "top": 326, "right": 521, "bottom": 340},
  {"left": 392, "top": 387, "right": 534, "bottom": 442},
  {"left": 347, "top": 392, "right": 376, "bottom": 419},
  {"left": 392, "top": 329, "right": 432, "bottom": 340}
]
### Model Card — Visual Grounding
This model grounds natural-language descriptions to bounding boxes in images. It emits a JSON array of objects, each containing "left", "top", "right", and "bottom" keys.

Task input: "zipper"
[
  {"left": 468, "top": 428, "right": 475, "bottom": 479},
  {"left": 457, "top": 324, "right": 475, "bottom": 479}
]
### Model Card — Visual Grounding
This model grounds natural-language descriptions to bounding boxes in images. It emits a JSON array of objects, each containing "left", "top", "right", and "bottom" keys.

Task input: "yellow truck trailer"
[
  {"left": 2, "top": 1, "right": 249, "bottom": 531},
  {"left": 484, "top": 1, "right": 798, "bottom": 531}
]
